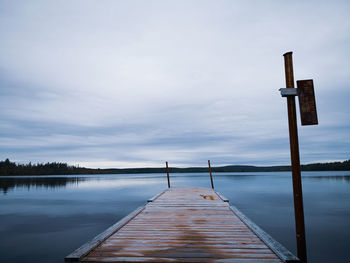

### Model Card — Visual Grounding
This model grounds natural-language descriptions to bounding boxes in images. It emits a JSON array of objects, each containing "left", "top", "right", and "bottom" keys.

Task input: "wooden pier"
[{"left": 66, "top": 187, "right": 299, "bottom": 262}]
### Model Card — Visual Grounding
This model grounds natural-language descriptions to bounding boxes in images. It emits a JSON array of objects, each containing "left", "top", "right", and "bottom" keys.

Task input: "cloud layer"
[{"left": 1, "top": 0, "right": 349, "bottom": 167}]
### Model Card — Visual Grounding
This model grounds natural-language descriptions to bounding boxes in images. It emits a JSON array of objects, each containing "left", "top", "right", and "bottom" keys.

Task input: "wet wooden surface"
[{"left": 81, "top": 187, "right": 284, "bottom": 262}]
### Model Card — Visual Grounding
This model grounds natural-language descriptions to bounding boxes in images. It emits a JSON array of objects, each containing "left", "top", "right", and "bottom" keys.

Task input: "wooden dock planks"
[{"left": 66, "top": 187, "right": 299, "bottom": 263}]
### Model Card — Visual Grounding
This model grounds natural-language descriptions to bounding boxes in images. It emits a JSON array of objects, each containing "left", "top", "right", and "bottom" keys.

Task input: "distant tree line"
[
  {"left": 0, "top": 158, "right": 103, "bottom": 176},
  {"left": 0, "top": 158, "right": 349, "bottom": 176},
  {"left": 301, "top": 159, "right": 350, "bottom": 171}
]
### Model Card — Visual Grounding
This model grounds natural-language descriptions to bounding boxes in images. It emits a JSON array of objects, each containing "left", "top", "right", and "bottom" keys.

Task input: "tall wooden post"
[
  {"left": 208, "top": 160, "right": 214, "bottom": 189},
  {"left": 283, "top": 52, "right": 307, "bottom": 263},
  {"left": 166, "top": 161, "right": 170, "bottom": 188}
]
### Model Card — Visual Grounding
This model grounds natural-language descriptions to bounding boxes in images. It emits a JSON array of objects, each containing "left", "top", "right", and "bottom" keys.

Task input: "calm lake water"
[{"left": 1, "top": 171, "right": 349, "bottom": 263}]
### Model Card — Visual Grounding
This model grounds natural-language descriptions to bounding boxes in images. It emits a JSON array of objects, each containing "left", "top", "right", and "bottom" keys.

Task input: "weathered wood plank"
[
  {"left": 99, "top": 243, "right": 269, "bottom": 249},
  {"left": 87, "top": 252, "right": 278, "bottom": 259},
  {"left": 82, "top": 256, "right": 283, "bottom": 262}
]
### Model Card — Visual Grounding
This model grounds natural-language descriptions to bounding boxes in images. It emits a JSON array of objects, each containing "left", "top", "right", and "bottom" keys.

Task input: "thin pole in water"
[
  {"left": 283, "top": 51, "right": 307, "bottom": 263},
  {"left": 166, "top": 161, "right": 170, "bottom": 188},
  {"left": 208, "top": 160, "right": 214, "bottom": 189}
]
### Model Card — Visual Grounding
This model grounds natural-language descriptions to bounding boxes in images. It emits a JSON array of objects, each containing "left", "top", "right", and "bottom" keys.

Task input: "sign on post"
[{"left": 297, "top": 79, "right": 318, "bottom": 126}]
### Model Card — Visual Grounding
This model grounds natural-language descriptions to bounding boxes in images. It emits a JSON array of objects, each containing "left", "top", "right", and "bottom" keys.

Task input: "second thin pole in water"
[
  {"left": 166, "top": 161, "right": 170, "bottom": 188},
  {"left": 208, "top": 160, "right": 214, "bottom": 189}
]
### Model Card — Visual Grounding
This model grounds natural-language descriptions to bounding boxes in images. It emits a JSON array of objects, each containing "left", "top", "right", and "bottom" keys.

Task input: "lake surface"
[{"left": 1, "top": 171, "right": 349, "bottom": 263}]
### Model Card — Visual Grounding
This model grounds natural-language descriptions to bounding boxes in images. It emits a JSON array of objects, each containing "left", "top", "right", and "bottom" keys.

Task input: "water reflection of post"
[
  {"left": 166, "top": 161, "right": 170, "bottom": 188},
  {"left": 208, "top": 160, "right": 214, "bottom": 189}
]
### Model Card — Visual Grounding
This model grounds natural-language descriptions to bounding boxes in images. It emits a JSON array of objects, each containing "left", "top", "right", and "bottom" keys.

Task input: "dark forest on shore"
[{"left": 0, "top": 158, "right": 349, "bottom": 176}]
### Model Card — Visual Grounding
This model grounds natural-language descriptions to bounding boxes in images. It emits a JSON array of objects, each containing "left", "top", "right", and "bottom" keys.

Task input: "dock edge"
[
  {"left": 65, "top": 190, "right": 168, "bottom": 262},
  {"left": 215, "top": 191, "right": 300, "bottom": 263}
]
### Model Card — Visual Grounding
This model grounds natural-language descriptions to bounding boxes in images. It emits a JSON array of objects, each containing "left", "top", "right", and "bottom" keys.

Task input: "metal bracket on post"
[{"left": 279, "top": 88, "right": 298, "bottom": 97}]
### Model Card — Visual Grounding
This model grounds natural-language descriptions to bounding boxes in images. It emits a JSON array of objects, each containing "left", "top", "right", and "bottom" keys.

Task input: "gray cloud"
[{"left": 0, "top": 0, "right": 349, "bottom": 167}]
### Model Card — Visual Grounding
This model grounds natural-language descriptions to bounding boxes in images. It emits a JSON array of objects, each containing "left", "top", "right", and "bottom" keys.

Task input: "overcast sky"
[{"left": 0, "top": 0, "right": 349, "bottom": 168}]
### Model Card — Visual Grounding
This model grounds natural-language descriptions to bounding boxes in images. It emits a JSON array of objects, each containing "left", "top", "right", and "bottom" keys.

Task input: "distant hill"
[{"left": 0, "top": 158, "right": 349, "bottom": 176}]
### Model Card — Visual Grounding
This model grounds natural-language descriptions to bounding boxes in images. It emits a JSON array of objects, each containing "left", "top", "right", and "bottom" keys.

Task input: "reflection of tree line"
[{"left": 0, "top": 177, "right": 87, "bottom": 194}]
